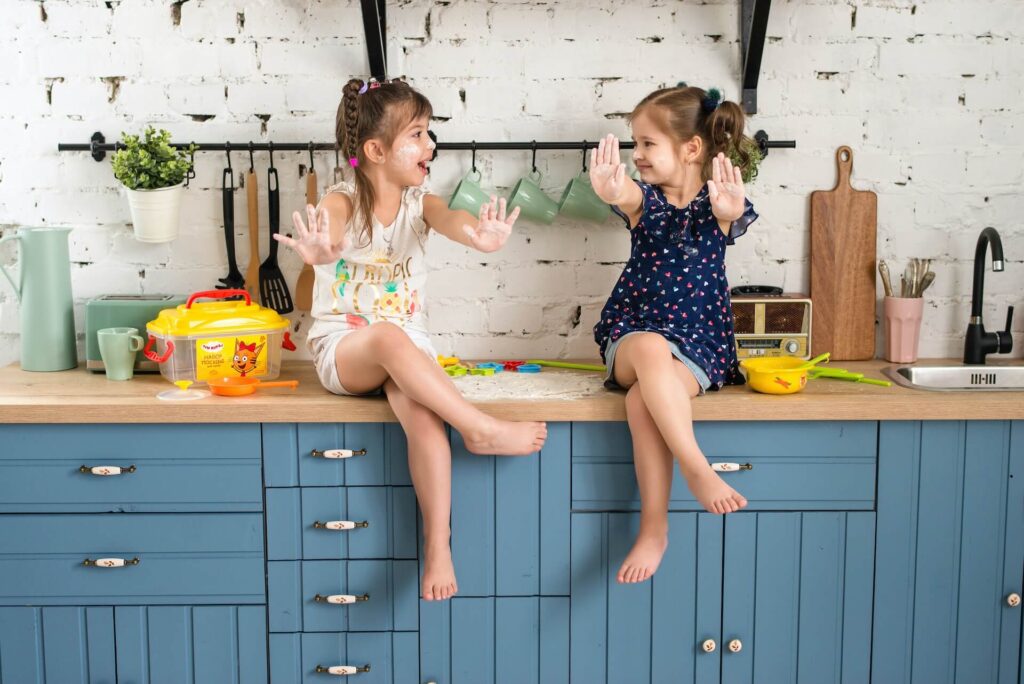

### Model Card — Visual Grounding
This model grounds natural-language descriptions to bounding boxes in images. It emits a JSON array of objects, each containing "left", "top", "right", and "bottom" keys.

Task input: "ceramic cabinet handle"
[
  {"left": 313, "top": 520, "right": 369, "bottom": 531},
  {"left": 701, "top": 639, "right": 717, "bottom": 653},
  {"left": 315, "top": 664, "right": 370, "bottom": 675},
  {"left": 311, "top": 448, "right": 367, "bottom": 459},
  {"left": 314, "top": 593, "right": 369, "bottom": 605},
  {"left": 83, "top": 557, "right": 140, "bottom": 568},
  {"left": 1007, "top": 593, "right": 1021, "bottom": 608},
  {"left": 80, "top": 465, "right": 136, "bottom": 476},
  {"left": 711, "top": 462, "right": 753, "bottom": 472},
  {"left": 728, "top": 639, "right": 743, "bottom": 653}
]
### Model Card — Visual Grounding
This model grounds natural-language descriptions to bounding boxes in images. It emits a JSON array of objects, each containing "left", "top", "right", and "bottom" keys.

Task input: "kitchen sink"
[{"left": 883, "top": 364, "right": 1024, "bottom": 391}]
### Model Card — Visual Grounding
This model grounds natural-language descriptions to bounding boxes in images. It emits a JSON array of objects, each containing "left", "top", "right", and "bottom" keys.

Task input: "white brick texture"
[{"left": 1, "top": 0, "right": 1021, "bottom": 365}]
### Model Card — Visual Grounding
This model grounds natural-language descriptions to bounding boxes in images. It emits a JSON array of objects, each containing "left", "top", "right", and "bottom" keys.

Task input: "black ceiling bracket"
[
  {"left": 741, "top": 0, "right": 772, "bottom": 115},
  {"left": 360, "top": 0, "right": 387, "bottom": 82}
]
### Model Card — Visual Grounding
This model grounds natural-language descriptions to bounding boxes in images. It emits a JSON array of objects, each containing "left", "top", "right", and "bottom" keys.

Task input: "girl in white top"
[{"left": 275, "top": 78, "right": 547, "bottom": 602}]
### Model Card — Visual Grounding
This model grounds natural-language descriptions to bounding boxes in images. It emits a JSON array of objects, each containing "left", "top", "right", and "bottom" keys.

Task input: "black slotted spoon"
[{"left": 260, "top": 149, "right": 293, "bottom": 314}]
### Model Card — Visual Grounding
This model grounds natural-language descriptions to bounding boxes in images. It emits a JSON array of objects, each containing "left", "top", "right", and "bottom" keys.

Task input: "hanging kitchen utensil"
[
  {"left": 215, "top": 146, "right": 245, "bottom": 294},
  {"left": 295, "top": 143, "right": 317, "bottom": 312},
  {"left": 259, "top": 143, "right": 294, "bottom": 314},
  {"left": 810, "top": 146, "right": 877, "bottom": 360},
  {"left": 244, "top": 143, "right": 261, "bottom": 302}
]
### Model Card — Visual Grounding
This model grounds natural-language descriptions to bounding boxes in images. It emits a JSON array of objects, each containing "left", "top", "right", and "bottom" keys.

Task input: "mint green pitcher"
[{"left": 0, "top": 227, "right": 78, "bottom": 371}]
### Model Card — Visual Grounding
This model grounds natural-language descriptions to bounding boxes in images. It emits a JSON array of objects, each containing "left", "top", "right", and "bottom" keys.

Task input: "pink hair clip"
[{"left": 348, "top": 157, "right": 359, "bottom": 168}]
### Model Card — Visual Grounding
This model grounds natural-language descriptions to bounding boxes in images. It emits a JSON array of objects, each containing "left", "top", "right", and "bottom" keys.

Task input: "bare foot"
[
  {"left": 421, "top": 542, "right": 458, "bottom": 601},
  {"left": 617, "top": 532, "right": 668, "bottom": 583},
  {"left": 464, "top": 417, "right": 547, "bottom": 456},
  {"left": 684, "top": 466, "right": 748, "bottom": 514}
]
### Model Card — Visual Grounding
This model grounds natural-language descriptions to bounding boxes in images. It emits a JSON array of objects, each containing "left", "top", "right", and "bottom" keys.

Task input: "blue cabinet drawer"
[
  {"left": 268, "top": 560, "right": 418, "bottom": 633},
  {"left": 572, "top": 422, "right": 878, "bottom": 511},
  {"left": 0, "top": 424, "right": 262, "bottom": 512},
  {"left": 264, "top": 424, "right": 412, "bottom": 488},
  {"left": 270, "top": 631, "right": 418, "bottom": 684},
  {"left": 0, "top": 513, "right": 264, "bottom": 605},
  {"left": 267, "top": 486, "right": 418, "bottom": 561}
]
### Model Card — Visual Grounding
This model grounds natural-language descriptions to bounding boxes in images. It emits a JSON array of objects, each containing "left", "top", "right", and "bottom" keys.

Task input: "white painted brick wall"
[{"left": 1, "top": 0, "right": 1022, "bottom": 369}]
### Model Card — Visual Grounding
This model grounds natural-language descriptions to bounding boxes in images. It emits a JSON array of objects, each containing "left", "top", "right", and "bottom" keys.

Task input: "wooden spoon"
[
  {"left": 244, "top": 168, "right": 261, "bottom": 301},
  {"left": 295, "top": 168, "right": 318, "bottom": 311}
]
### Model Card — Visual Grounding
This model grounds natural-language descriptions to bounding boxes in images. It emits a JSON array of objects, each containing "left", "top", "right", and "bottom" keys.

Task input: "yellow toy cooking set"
[{"left": 143, "top": 289, "right": 295, "bottom": 385}]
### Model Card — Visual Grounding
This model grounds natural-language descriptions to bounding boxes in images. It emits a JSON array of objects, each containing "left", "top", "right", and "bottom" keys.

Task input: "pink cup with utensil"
[{"left": 884, "top": 296, "right": 924, "bottom": 363}]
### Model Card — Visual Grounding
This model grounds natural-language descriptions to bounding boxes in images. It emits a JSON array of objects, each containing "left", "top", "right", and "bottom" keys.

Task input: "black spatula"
[{"left": 260, "top": 160, "right": 293, "bottom": 314}]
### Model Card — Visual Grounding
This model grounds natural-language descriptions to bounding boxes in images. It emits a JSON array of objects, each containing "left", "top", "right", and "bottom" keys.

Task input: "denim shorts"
[{"left": 603, "top": 331, "right": 712, "bottom": 395}]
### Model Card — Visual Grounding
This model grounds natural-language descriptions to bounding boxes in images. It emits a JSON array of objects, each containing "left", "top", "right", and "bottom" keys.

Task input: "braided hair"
[{"left": 335, "top": 78, "right": 433, "bottom": 244}]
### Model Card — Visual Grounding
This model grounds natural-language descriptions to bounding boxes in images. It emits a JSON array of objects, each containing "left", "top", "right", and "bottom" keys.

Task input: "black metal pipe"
[{"left": 60, "top": 131, "right": 795, "bottom": 160}]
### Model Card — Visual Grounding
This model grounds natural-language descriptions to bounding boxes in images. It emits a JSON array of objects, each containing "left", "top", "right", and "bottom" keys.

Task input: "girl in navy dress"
[{"left": 589, "top": 86, "right": 759, "bottom": 583}]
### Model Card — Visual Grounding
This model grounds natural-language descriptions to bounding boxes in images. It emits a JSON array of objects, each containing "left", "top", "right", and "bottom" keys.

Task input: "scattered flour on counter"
[{"left": 450, "top": 369, "right": 606, "bottom": 401}]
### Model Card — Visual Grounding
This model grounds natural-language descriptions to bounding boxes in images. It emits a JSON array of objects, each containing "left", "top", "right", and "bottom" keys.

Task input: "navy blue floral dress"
[{"left": 594, "top": 180, "right": 758, "bottom": 390}]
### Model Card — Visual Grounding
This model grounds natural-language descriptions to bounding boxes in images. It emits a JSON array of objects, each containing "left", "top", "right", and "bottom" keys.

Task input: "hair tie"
[
  {"left": 348, "top": 157, "right": 359, "bottom": 168},
  {"left": 701, "top": 87, "right": 722, "bottom": 113},
  {"left": 357, "top": 78, "right": 381, "bottom": 96}
]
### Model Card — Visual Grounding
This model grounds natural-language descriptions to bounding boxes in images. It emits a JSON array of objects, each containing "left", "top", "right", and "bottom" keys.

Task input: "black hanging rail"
[
  {"left": 59, "top": 130, "right": 794, "bottom": 162},
  {"left": 360, "top": 0, "right": 387, "bottom": 82},
  {"left": 741, "top": 0, "right": 772, "bottom": 114}
]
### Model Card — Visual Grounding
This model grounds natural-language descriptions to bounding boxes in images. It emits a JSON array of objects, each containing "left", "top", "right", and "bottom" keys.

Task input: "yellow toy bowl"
[{"left": 740, "top": 357, "right": 812, "bottom": 395}]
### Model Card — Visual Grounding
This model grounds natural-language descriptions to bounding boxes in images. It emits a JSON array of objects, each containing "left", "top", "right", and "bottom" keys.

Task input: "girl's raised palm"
[
  {"left": 707, "top": 152, "right": 746, "bottom": 222},
  {"left": 463, "top": 196, "right": 519, "bottom": 253},
  {"left": 275, "top": 204, "right": 349, "bottom": 265},
  {"left": 589, "top": 133, "right": 628, "bottom": 204}
]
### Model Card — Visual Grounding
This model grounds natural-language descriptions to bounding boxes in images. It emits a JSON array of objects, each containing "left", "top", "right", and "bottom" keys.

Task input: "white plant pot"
[{"left": 124, "top": 182, "right": 184, "bottom": 243}]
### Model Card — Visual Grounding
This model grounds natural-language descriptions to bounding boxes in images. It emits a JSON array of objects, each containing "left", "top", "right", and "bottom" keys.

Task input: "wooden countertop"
[{"left": 0, "top": 359, "right": 1020, "bottom": 423}]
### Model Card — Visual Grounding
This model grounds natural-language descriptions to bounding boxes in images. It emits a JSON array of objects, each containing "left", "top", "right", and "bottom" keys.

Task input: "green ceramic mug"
[
  {"left": 508, "top": 170, "right": 558, "bottom": 224},
  {"left": 558, "top": 172, "right": 611, "bottom": 222},
  {"left": 97, "top": 327, "right": 145, "bottom": 381},
  {"left": 448, "top": 170, "right": 489, "bottom": 216}
]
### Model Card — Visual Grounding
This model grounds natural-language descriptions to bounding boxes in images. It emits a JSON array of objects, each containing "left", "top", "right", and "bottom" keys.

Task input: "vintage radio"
[{"left": 731, "top": 292, "right": 812, "bottom": 360}]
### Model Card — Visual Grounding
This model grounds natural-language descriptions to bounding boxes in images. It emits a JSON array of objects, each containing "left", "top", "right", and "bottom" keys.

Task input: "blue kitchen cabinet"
[
  {"left": 0, "top": 607, "right": 116, "bottom": 684},
  {"left": 114, "top": 605, "right": 267, "bottom": 684},
  {"left": 419, "top": 596, "right": 570, "bottom": 684},
  {"left": 568, "top": 511, "right": 874, "bottom": 684},
  {"left": 570, "top": 512, "right": 724, "bottom": 684},
  {"left": 1, "top": 418, "right": 1022, "bottom": 682},
  {"left": 270, "top": 631, "right": 418, "bottom": 684},
  {"left": 872, "top": 420, "right": 1024, "bottom": 684},
  {"left": 447, "top": 422, "right": 570, "bottom": 597},
  {"left": 568, "top": 422, "right": 877, "bottom": 684},
  {"left": 720, "top": 512, "right": 874, "bottom": 684}
]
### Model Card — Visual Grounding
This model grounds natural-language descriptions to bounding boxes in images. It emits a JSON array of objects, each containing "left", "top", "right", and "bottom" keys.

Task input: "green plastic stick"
[{"left": 525, "top": 360, "right": 607, "bottom": 372}]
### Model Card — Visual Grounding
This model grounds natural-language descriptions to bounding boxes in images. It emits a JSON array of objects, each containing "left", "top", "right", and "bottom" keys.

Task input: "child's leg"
[
  {"left": 613, "top": 333, "right": 747, "bottom": 514},
  {"left": 383, "top": 378, "right": 457, "bottom": 601},
  {"left": 618, "top": 384, "right": 674, "bottom": 584},
  {"left": 333, "top": 323, "right": 547, "bottom": 455}
]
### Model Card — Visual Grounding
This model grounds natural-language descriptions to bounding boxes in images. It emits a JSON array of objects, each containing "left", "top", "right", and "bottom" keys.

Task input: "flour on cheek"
[{"left": 393, "top": 143, "right": 420, "bottom": 170}]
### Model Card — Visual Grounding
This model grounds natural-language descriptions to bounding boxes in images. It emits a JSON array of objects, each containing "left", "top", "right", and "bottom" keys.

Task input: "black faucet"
[{"left": 963, "top": 227, "right": 1014, "bottom": 365}]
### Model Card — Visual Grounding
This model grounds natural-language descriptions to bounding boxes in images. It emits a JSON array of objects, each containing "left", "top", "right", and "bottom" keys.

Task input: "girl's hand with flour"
[
  {"left": 275, "top": 204, "right": 350, "bottom": 265},
  {"left": 589, "top": 134, "right": 629, "bottom": 204},
  {"left": 707, "top": 152, "right": 746, "bottom": 223},
  {"left": 462, "top": 196, "right": 520, "bottom": 253}
]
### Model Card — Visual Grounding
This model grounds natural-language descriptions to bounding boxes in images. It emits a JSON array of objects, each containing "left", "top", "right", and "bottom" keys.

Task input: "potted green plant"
[{"left": 111, "top": 127, "right": 195, "bottom": 243}]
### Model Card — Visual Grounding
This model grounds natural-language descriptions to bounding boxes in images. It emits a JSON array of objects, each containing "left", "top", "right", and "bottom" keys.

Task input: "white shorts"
[{"left": 310, "top": 326, "right": 438, "bottom": 396}]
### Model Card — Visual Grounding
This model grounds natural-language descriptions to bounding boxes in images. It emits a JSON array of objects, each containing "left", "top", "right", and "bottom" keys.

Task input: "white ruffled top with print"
[{"left": 307, "top": 180, "right": 431, "bottom": 346}]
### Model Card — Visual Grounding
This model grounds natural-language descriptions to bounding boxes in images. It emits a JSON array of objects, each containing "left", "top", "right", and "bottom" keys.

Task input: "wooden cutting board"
[{"left": 810, "top": 146, "right": 877, "bottom": 360}]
